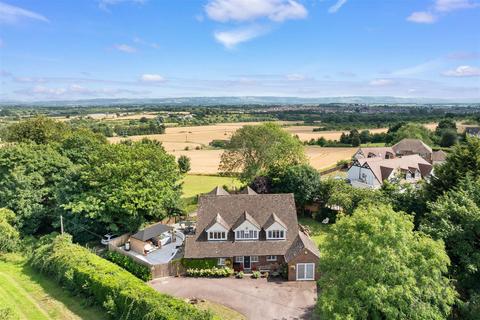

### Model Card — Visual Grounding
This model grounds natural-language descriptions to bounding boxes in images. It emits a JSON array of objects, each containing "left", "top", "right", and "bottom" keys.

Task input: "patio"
[{"left": 120, "top": 231, "right": 185, "bottom": 265}]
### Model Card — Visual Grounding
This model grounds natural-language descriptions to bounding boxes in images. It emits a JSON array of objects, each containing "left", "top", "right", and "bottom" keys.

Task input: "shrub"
[
  {"left": 0, "top": 209, "right": 19, "bottom": 253},
  {"left": 104, "top": 250, "right": 152, "bottom": 281},
  {"left": 182, "top": 258, "right": 218, "bottom": 270},
  {"left": 252, "top": 271, "right": 261, "bottom": 279},
  {"left": 186, "top": 267, "right": 233, "bottom": 278},
  {"left": 30, "top": 234, "right": 211, "bottom": 320},
  {"left": 235, "top": 271, "right": 244, "bottom": 279}
]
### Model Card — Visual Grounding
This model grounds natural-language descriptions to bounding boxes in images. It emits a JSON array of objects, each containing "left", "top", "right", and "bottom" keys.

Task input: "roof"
[
  {"left": 285, "top": 231, "right": 320, "bottom": 262},
  {"left": 392, "top": 139, "right": 432, "bottom": 155},
  {"left": 238, "top": 186, "right": 258, "bottom": 195},
  {"left": 232, "top": 211, "right": 261, "bottom": 230},
  {"left": 207, "top": 186, "right": 230, "bottom": 196},
  {"left": 205, "top": 213, "right": 230, "bottom": 231},
  {"left": 432, "top": 150, "right": 447, "bottom": 162},
  {"left": 263, "top": 213, "right": 287, "bottom": 230},
  {"left": 354, "top": 147, "right": 395, "bottom": 159},
  {"left": 131, "top": 222, "right": 173, "bottom": 241},
  {"left": 355, "top": 154, "right": 432, "bottom": 183},
  {"left": 465, "top": 127, "right": 480, "bottom": 135},
  {"left": 184, "top": 193, "right": 300, "bottom": 258}
]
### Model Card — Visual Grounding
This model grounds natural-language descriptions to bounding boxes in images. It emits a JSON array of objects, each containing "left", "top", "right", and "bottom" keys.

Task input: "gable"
[
  {"left": 265, "top": 221, "right": 287, "bottom": 232},
  {"left": 205, "top": 222, "right": 228, "bottom": 233},
  {"left": 233, "top": 219, "right": 260, "bottom": 232}
]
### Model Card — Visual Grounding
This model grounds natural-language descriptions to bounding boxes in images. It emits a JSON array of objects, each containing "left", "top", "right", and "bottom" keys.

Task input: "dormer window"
[
  {"left": 205, "top": 213, "right": 229, "bottom": 242},
  {"left": 236, "top": 229, "right": 258, "bottom": 240},
  {"left": 267, "top": 230, "right": 285, "bottom": 239},
  {"left": 208, "top": 231, "right": 226, "bottom": 240},
  {"left": 233, "top": 211, "right": 261, "bottom": 241}
]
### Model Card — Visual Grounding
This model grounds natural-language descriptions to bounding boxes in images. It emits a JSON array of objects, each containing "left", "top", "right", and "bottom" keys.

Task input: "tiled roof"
[
  {"left": 238, "top": 186, "right": 258, "bottom": 195},
  {"left": 207, "top": 186, "right": 230, "bottom": 196},
  {"left": 232, "top": 211, "right": 261, "bottom": 230},
  {"left": 205, "top": 213, "right": 230, "bottom": 231},
  {"left": 285, "top": 231, "right": 320, "bottom": 262},
  {"left": 263, "top": 212, "right": 287, "bottom": 230},
  {"left": 131, "top": 222, "right": 173, "bottom": 241},
  {"left": 392, "top": 139, "right": 432, "bottom": 155},
  {"left": 355, "top": 147, "right": 395, "bottom": 159}
]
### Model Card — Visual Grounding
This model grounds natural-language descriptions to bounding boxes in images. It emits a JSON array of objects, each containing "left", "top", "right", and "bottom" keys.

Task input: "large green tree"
[
  {"left": 317, "top": 204, "right": 456, "bottom": 319},
  {"left": 0, "top": 208, "right": 20, "bottom": 253},
  {"left": 422, "top": 176, "right": 480, "bottom": 319},
  {"left": 1, "top": 116, "right": 70, "bottom": 144},
  {"left": 219, "top": 123, "right": 306, "bottom": 182},
  {"left": 57, "top": 139, "right": 183, "bottom": 235},
  {"left": 0, "top": 143, "right": 73, "bottom": 235},
  {"left": 392, "top": 123, "right": 433, "bottom": 145}
]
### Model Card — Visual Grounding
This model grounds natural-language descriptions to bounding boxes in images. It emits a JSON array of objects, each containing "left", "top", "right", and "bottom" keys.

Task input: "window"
[
  {"left": 235, "top": 229, "right": 258, "bottom": 240},
  {"left": 218, "top": 258, "right": 226, "bottom": 266},
  {"left": 251, "top": 256, "right": 259, "bottom": 262},
  {"left": 267, "top": 230, "right": 285, "bottom": 240},
  {"left": 235, "top": 256, "right": 244, "bottom": 263},
  {"left": 208, "top": 231, "right": 226, "bottom": 241},
  {"left": 266, "top": 255, "right": 277, "bottom": 261}
]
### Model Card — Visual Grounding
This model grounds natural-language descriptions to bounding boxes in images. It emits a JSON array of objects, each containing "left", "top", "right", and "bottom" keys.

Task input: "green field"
[
  {"left": 298, "top": 217, "right": 332, "bottom": 249},
  {"left": 0, "top": 254, "right": 106, "bottom": 320},
  {"left": 182, "top": 174, "right": 243, "bottom": 198}
]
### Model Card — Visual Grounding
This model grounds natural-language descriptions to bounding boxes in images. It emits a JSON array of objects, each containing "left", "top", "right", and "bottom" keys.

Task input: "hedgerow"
[
  {"left": 104, "top": 251, "right": 152, "bottom": 281},
  {"left": 30, "top": 234, "right": 211, "bottom": 320},
  {"left": 181, "top": 258, "right": 217, "bottom": 270}
]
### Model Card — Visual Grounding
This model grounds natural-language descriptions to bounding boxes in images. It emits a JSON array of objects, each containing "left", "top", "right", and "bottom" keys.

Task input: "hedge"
[
  {"left": 30, "top": 234, "right": 211, "bottom": 320},
  {"left": 186, "top": 267, "right": 233, "bottom": 278},
  {"left": 181, "top": 258, "right": 217, "bottom": 270},
  {"left": 104, "top": 251, "right": 152, "bottom": 282}
]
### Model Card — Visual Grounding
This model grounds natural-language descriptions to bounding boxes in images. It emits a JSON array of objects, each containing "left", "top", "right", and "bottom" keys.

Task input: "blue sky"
[{"left": 0, "top": 0, "right": 479, "bottom": 101}]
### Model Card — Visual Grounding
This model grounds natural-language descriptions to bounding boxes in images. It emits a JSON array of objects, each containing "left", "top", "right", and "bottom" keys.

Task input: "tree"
[
  {"left": 57, "top": 139, "right": 183, "bottom": 237},
  {"left": 219, "top": 123, "right": 306, "bottom": 182},
  {"left": 439, "top": 129, "right": 458, "bottom": 147},
  {"left": 436, "top": 119, "right": 457, "bottom": 136},
  {"left": 426, "top": 137, "right": 480, "bottom": 200},
  {"left": 392, "top": 123, "right": 433, "bottom": 145},
  {"left": 359, "top": 130, "right": 370, "bottom": 144},
  {"left": 2, "top": 116, "right": 70, "bottom": 144},
  {"left": 422, "top": 176, "right": 480, "bottom": 319},
  {"left": 177, "top": 155, "right": 191, "bottom": 174},
  {"left": 0, "top": 208, "right": 20, "bottom": 253},
  {"left": 317, "top": 204, "right": 456, "bottom": 319},
  {"left": 0, "top": 143, "right": 73, "bottom": 235},
  {"left": 271, "top": 164, "right": 321, "bottom": 211},
  {"left": 349, "top": 129, "right": 361, "bottom": 147},
  {"left": 59, "top": 128, "right": 107, "bottom": 165}
]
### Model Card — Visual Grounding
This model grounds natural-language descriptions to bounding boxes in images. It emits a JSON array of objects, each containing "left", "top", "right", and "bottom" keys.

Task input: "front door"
[{"left": 243, "top": 256, "right": 251, "bottom": 269}]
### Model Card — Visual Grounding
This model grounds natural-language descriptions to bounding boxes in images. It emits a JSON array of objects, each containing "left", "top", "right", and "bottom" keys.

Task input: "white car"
[{"left": 101, "top": 234, "right": 118, "bottom": 245}]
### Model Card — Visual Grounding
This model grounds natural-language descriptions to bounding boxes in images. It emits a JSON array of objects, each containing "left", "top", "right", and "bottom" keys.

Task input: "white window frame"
[
  {"left": 296, "top": 263, "right": 315, "bottom": 281},
  {"left": 235, "top": 256, "right": 244, "bottom": 263},
  {"left": 208, "top": 231, "right": 226, "bottom": 241},
  {"left": 218, "top": 258, "right": 226, "bottom": 266},
  {"left": 266, "top": 255, "right": 277, "bottom": 261},
  {"left": 251, "top": 256, "right": 259, "bottom": 263},
  {"left": 235, "top": 229, "right": 259, "bottom": 241},
  {"left": 267, "top": 229, "right": 286, "bottom": 240}
]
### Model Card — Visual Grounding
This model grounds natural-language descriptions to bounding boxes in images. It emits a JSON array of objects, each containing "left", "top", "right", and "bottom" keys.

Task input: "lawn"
[
  {"left": 298, "top": 217, "right": 332, "bottom": 249},
  {"left": 197, "top": 300, "right": 246, "bottom": 320},
  {"left": 182, "top": 174, "right": 243, "bottom": 198},
  {"left": 0, "top": 254, "right": 106, "bottom": 320}
]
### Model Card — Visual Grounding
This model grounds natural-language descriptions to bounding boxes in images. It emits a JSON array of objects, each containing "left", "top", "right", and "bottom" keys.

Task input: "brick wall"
[{"left": 287, "top": 250, "right": 320, "bottom": 281}]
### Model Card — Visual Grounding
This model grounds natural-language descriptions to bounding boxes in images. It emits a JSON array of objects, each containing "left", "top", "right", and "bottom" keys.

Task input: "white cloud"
[
  {"left": 205, "top": 0, "right": 307, "bottom": 22},
  {"left": 435, "top": 0, "right": 479, "bottom": 12},
  {"left": 328, "top": 0, "right": 348, "bottom": 13},
  {"left": 443, "top": 65, "right": 480, "bottom": 77},
  {"left": 133, "top": 37, "right": 160, "bottom": 49},
  {"left": 214, "top": 25, "right": 269, "bottom": 48},
  {"left": 140, "top": 74, "right": 166, "bottom": 83},
  {"left": 369, "top": 79, "right": 395, "bottom": 86},
  {"left": 114, "top": 44, "right": 137, "bottom": 53},
  {"left": 0, "top": 2, "right": 49, "bottom": 24},
  {"left": 286, "top": 73, "right": 306, "bottom": 81},
  {"left": 407, "top": 11, "right": 437, "bottom": 23}
]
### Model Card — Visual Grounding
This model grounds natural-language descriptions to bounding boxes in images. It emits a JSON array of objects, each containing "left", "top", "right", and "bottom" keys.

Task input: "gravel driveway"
[{"left": 149, "top": 277, "right": 317, "bottom": 320}]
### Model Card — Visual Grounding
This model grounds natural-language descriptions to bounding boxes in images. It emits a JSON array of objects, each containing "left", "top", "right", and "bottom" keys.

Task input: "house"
[
  {"left": 129, "top": 222, "right": 173, "bottom": 255},
  {"left": 184, "top": 187, "right": 320, "bottom": 281},
  {"left": 347, "top": 154, "right": 432, "bottom": 189},
  {"left": 392, "top": 139, "right": 432, "bottom": 160},
  {"left": 465, "top": 127, "right": 480, "bottom": 138},
  {"left": 431, "top": 150, "right": 447, "bottom": 165},
  {"left": 353, "top": 147, "right": 395, "bottom": 160}
]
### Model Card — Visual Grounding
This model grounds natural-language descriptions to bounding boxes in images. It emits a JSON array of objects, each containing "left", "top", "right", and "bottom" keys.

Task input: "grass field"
[
  {"left": 197, "top": 300, "right": 247, "bottom": 320},
  {"left": 298, "top": 217, "right": 332, "bottom": 249},
  {"left": 0, "top": 254, "right": 106, "bottom": 320},
  {"left": 182, "top": 174, "right": 243, "bottom": 198}
]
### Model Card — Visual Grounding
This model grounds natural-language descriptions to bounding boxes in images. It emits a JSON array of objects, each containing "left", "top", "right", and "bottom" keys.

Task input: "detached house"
[
  {"left": 347, "top": 154, "right": 432, "bottom": 189},
  {"left": 184, "top": 187, "right": 320, "bottom": 281}
]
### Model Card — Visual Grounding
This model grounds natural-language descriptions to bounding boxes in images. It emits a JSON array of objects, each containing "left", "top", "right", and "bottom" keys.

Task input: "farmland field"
[
  {"left": 182, "top": 174, "right": 243, "bottom": 198},
  {"left": 0, "top": 254, "right": 106, "bottom": 320}
]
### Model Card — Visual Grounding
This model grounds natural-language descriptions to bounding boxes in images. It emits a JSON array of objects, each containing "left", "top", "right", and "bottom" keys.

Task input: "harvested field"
[{"left": 306, "top": 146, "right": 357, "bottom": 169}]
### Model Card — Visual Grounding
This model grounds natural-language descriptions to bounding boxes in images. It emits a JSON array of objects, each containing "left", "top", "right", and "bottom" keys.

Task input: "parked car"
[{"left": 101, "top": 234, "right": 118, "bottom": 245}]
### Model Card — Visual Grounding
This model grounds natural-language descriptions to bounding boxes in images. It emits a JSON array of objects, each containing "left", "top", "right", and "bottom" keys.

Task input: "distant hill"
[{"left": 1, "top": 96, "right": 478, "bottom": 107}]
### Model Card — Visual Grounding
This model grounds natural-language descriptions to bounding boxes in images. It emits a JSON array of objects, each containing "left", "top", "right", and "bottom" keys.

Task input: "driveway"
[{"left": 149, "top": 277, "right": 317, "bottom": 320}]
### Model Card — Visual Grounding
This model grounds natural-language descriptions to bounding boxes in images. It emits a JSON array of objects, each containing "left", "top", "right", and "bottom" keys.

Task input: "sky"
[{"left": 0, "top": 0, "right": 479, "bottom": 101}]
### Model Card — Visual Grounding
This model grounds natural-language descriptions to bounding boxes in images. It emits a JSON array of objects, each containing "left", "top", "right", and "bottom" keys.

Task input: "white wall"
[{"left": 348, "top": 165, "right": 380, "bottom": 188}]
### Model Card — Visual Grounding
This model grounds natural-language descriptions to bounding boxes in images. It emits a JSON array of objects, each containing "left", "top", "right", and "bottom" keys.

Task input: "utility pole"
[{"left": 60, "top": 215, "right": 64, "bottom": 234}]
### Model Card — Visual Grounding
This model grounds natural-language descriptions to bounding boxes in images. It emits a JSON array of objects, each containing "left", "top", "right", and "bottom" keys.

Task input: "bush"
[
  {"left": 104, "top": 251, "right": 152, "bottom": 281},
  {"left": 252, "top": 271, "right": 261, "bottom": 279},
  {"left": 235, "top": 271, "right": 244, "bottom": 279},
  {"left": 182, "top": 258, "right": 218, "bottom": 270},
  {"left": 0, "top": 209, "right": 19, "bottom": 253},
  {"left": 30, "top": 234, "right": 211, "bottom": 320},
  {"left": 186, "top": 267, "right": 233, "bottom": 278}
]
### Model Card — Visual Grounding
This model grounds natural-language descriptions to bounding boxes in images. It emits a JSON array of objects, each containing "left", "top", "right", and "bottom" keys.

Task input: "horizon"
[{"left": 0, "top": 0, "right": 480, "bottom": 101}]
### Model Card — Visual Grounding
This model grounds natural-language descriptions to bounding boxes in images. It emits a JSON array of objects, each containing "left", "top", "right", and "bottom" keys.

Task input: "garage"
[{"left": 296, "top": 263, "right": 315, "bottom": 281}]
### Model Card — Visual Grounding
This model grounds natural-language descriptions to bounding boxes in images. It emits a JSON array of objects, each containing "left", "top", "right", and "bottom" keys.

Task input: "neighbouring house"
[
  {"left": 465, "top": 127, "right": 480, "bottom": 138},
  {"left": 129, "top": 222, "right": 174, "bottom": 255},
  {"left": 347, "top": 154, "right": 433, "bottom": 189},
  {"left": 431, "top": 150, "right": 448, "bottom": 165},
  {"left": 353, "top": 146, "right": 396, "bottom": 160},
  {"left": 184, "top": 187, "right": 320, "bottom": 281}
]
